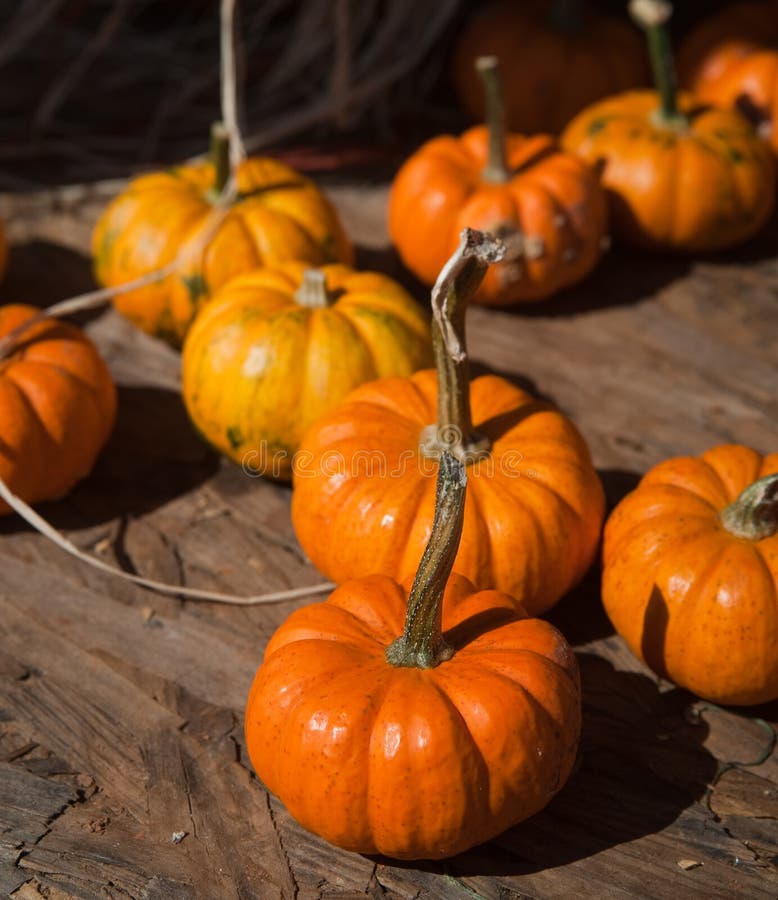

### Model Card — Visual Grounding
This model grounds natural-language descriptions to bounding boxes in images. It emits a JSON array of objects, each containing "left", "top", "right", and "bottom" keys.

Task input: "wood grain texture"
[{"left": 0, "top": 181, "right": 776, "bottom": 899}]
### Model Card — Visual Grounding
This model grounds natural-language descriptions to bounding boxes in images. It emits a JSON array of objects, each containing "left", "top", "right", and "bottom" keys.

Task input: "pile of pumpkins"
[{"left": 0, "top": 0, "right": 776, "bottom": 862}]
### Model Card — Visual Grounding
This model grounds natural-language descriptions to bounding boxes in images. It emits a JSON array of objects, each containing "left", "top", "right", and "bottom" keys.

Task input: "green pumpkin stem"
[
  {"left": 629, "top": 0, "right": 686, "bottom": 127},
  {"left": 719, "top": 473, "right": 778, "bottom": 542},
  {"left": 423, "top": 228, "right": 505, "bottom": 464},
  {"left": 548, "top": 0, "right": 583, "bottom": 31},
  {"left": 210, "top": 121, "right": 231, "bottom": 196},
  {"left": 386, "top": 452, "right": 466, "bottom": 669},
  {"left": 476, "top": 56, "right": 510, "bottom": 184},
  {"left": 294, "top": 269, "right": 337, "bottom": 308}
]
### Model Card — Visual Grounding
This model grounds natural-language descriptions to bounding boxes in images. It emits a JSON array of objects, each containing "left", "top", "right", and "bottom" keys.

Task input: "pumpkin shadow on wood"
[
  {"left": 0, "top": 385, "right": 219, "bottom": 534},
  {"left": 0, "top": 241, "right": 103, "bottom": 328},
  {"left": 426, "top": 657, "right": 718, "bottom": 878},
  {"left": 512, "top": 246, "right": 692, "bottom": 318}
]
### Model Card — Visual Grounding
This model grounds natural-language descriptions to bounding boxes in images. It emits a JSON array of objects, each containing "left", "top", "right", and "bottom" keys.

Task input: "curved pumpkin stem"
[
  {"left": 720, "top": 473, "right": 778, "bottom": 542},
  {"left": 629, "top": 0, "right": 686, "bottom": 127},
  {"left": 386, "top": 452, "right": 466, "bottom": 669},
  {"left": 423, "top": 228, "right": 505, "bottom": 464},
  {"left": 476, "top": 56, "right": 510, "bottom": 184}
]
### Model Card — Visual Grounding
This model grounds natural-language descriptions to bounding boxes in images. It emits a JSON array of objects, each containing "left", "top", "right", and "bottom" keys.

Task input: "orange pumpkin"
[
  {"left": 603, "top": 444, "right": 778, "bottom": 706},
  {"left": 247, "top": 453, "right": 581, "bottom": 859},
  {"left": 678, "top": 1, "right": 778, "bottom": 92},
  {"left": 292, "top": 230, "right": 604, "bottom": 615},
  {"left": 389, "top": 58, "right": 608, "bottom": 306},
  {"left": 92, "top": 130, "right": 353, "bottom": 347},
  {"left": 181, "top": 263, "right": 432, "bottom": 481},
  {"left": 452, "top": 0, "right": 648, "bottom": 135},
  {"left": 686, "top": 31, "right": 778, "bottom": 157},
  {"left": 562, "top": 1, "right": 776, "bottom": 252},
  {"left": 0, "top": 305, "right": 116, "bottom": 513}
]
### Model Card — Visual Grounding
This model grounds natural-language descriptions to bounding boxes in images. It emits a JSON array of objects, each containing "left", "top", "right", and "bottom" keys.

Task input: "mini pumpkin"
[
  {"left": 561, "top": 0, "right": 776, "bottom": 252},
  {"left": 181, "top": 263, "right": 433, "bottom": 481},
  {"left": 0, "top": 305, "right": 116, "bottom": 512},
  {"left": 603, "top": 444, "right": 778, "bottom": 706},
  {"left": 247, "top": 452, "right": 582, "bottom": 859},
  {"left": 683, "top": 18, "right": 778, "bottom": 159},
  {"left": 92, "top": 127, "right": 353, "bottom": 347},
  {"left": 678, "top": 1, "right": 778, "bottom": 93},
  {"left": 292, "top": 230, "right": 604, "bottom": 614},
  {"left": 452, "top": 0, "right": 648, "bottom": 135},
  {"left": 389, "top": 57, "right": 608, "bottom": 306}
]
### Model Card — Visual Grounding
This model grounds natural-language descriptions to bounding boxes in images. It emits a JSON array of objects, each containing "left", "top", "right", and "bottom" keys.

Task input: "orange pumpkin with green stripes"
[
  {"left": 92, "top": 136, "right": 353, "bottom": 348},
  {"left": 181, "top": 263, "right": 433, "bottom": 481},
  {"left": 561, "top": 0, "right": 776, "bottom": 252}
]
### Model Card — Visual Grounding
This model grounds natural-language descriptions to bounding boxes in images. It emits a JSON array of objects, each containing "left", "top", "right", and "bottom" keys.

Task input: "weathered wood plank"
[{"left": 0, "top": 180, "right": 776, "bottom": 899}]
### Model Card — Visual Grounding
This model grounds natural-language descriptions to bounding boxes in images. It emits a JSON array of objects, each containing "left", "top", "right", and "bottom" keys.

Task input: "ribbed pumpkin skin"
[
  {"left": 0, "top": 305, "right": 116, "bottom": 513},
  {"left": 245, "top": 573, "right": 581, "bottom": 860},
  {"left": 693, "top": 49, "right": 778, "bottom": 156},
  {"left": 562, "top": 91, "right": 776, "bottom": 251},
  {"left": 292, "top": 370, "right": 605, "bottom": 614},
  {"left": 452, "top": 0, "right": 647, "bottom": 135},
  {"left": 388, "top": 130, "right": 608, "bottom": 306},
  {"left": 602, "top": 445, "right": 778, "bottom": 706},
  {"left": 182, "top": 264, "right": 432, "bottom": 481},
  {"left": 92, "top": 157, "right": 353, "bottom": 347}
]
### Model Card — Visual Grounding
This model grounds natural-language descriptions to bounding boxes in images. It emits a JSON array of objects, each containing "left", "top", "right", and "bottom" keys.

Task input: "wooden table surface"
[{"left": 0, "top": 180, "right": 776, "bottom": 900}]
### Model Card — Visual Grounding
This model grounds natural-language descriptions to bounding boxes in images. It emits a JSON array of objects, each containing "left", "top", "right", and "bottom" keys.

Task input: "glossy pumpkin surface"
[
  {"left": 603, "top": 444, "right": 778, "bottom": 705},
  {"left": 561, "top": 90, "right": 776, "bottom": 251},
  {"left": 452, "top": 0, "right": 647, "bottom": 135},
  {"left": 92, "top": 156, "right": 353, "bottom": 347},
  {"left": 0, "top": 305, "right": 116, "bottom": 513},
  {"left": 245, "top": 572, "right": 581, "bottom": 859},
  {"left": 389, "top": 130, "right": 608, "bottom": 305},
  {"left": 292, "top": 369, "right": 605, "bottom": 614},
  {"left": 182, "top": 263, "right": 432, "bottom": 481}
]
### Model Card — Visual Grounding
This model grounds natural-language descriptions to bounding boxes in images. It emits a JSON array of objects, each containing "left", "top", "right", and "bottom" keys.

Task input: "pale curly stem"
[{"left": 426, "top": 228, "right": 505, "bottom": 463}]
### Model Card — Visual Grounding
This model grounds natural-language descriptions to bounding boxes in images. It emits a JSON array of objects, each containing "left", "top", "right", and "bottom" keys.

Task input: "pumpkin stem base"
[
  {"left": 294, "top": 269, "right": 339, "bottom": 308},
  {"left": 208, "top": 121, "right": 231, "bottom": 202},
  {"left": 720, "top": 473, "right": 778, "bottom": 542}
]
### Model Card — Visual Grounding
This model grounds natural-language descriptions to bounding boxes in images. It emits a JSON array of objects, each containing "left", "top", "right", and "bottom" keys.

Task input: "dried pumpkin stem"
[
  {"left": 386, "top": 452, "right": 466, "bottom": 669},
  {"left": 629, "top": 0, "right": 686, "bottom": 127},
  {"left": 294, "top": 269, "right": 337, "bottom": 308},
  {"left": 425, "top": 228, "right": 505, "bottom": 463},
  {"left": 210, "top": 121, "right": 231, "bottom": 197},
  {"left": 476, "top": 56, "right": 510, "bottom": 184},
  {"left": 719, "top": 473, "right": 778, "bottom": 541}
]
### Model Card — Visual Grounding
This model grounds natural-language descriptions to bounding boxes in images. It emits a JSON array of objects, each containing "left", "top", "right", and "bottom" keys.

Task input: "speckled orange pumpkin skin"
[
  {"left": 92, "top": 157, "right": 353, "bottom": 347},
  {"left": 292, "top": 370, "right": 605, "bottom": 615},
  {"left": 388, "top": 130, "right": 608, "bottom": 306},
  {"left": 181, "top": 263, "right": 432, "bottom": 481},
  {"left": 603, "top": 445, "right": 778, "bottom": 706},
  {"left": 245, "top": 573, "right": 581, "bottom": 860},
  {"left": 0, "top": 305, "right": 117, "bottom": 513},
  {"left": 561, "top": 91, "right": 776, "bottom": 251},
  {"left": 452, "top": 0, "right": 648, "bottom": 135}
]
